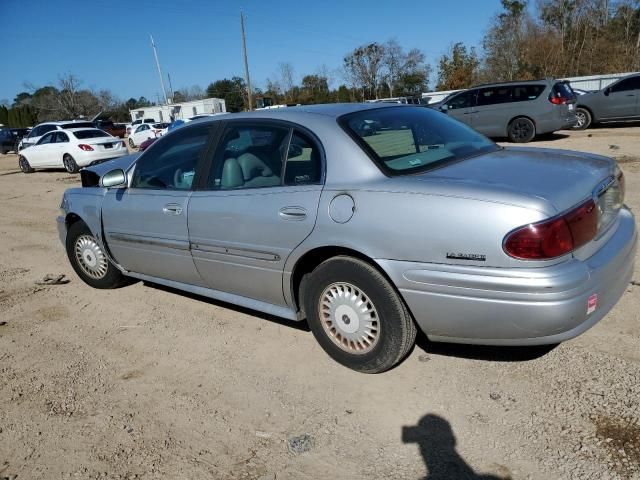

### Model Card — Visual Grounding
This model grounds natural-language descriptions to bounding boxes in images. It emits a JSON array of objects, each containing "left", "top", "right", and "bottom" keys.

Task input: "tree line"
[
  {"left": 436, "top": 0, "right": 640, "bottom": 90},
  {"left": 2, "top": 0, "right": 638, "bottom": 126}
]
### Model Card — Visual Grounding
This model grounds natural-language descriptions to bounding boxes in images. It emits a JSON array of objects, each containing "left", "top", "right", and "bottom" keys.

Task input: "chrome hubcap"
[
  {"left": 319, "top": 282, "right": 380, "bottom": 354},
  {"left": 575, "top": 111, "right": 586, "bottom": 127},
  {"left": 74, "top": 235, "right": 108, "bottom": 279}
]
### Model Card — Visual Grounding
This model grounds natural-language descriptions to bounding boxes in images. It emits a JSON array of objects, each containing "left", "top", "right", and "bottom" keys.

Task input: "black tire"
[
  {"left": 128, "top": 137, "right": 135, "bottom": 148},
  {"left": 65, "top": 221, "right": 127, "bottom": 289},
  {"left": 303, "top": 256, "right": 417, "bottom": 373},
  {"left": 572, "top": 107, "right": 592, "bottom": 130},
  {"left": 507, "top": 117, "right": 536, "bottom": 143},
  {"left": 63, "top": 154, "right": 79, "bottom": 173},
  {"left": 18, "top": 156, "right": 34, "bottom": 173}
]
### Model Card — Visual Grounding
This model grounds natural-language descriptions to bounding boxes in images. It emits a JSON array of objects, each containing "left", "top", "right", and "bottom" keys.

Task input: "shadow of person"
[{"left": 403, "top": 414, "right": 509, "bottom": 480}]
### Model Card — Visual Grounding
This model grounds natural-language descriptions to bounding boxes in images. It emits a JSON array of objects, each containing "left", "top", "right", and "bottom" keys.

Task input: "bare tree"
[
  {"left": 278, "top": 62, "right": 295, "bottom": 101},
  {"left": 343, "top": 43, "right": 386, "bottom": 99}
]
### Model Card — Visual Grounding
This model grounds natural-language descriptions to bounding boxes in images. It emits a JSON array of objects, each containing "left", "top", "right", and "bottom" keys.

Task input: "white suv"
[{"left": 19, "top": 120, "right": 96, "bottom": 150}]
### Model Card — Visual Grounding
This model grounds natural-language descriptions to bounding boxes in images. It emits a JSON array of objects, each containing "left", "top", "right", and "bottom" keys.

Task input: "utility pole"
[
  {"left": 240, "top": 11, "right": 253, "bottom": 111},
  {"left": 150, "top": 34, "right": 168, "bottom": 105},
  {"left": 167, "top": 72, "right": 174, "bottom": 102}
]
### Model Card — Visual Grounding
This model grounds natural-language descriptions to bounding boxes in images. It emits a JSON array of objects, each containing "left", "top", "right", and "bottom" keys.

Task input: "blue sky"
[{"left": 0, "top": 0, "right": 502, "bottom": 103}]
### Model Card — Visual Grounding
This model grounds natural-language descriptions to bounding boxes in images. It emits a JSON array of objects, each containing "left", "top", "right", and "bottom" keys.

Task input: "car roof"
[
  {"left": 36, "top": 120, "right": 93, "bottom": 126},
  {"left": 198, "top": 103, "right": 407, "bottom": 123},
  {"left": 469, "top": 79, "right": 557, "bottom": 89},
  {"left": 63, "top": 127, "right": 106, "bottom": 132}
]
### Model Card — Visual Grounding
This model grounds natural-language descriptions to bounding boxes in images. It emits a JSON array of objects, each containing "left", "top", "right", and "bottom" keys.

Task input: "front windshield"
[{"left": 340, "top": 106, "right": 498, "bottom": 175}]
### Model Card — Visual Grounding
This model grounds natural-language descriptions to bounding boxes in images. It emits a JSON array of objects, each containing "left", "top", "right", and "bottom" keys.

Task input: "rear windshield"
[
  {"left": 61, "top": 122, "right": 94, "bottom": 129},
  {"left": 340, "top": 106, "right": 498, "bottom": 175},
  {"left": 552, "top": 82, "right": 575, "bottom": 100},
  {"left": 72, "top": 129, "right": 111, "bottom": 139}
]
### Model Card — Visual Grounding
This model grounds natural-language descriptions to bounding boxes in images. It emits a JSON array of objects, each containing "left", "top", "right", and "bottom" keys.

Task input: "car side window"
[
  {"left": 610, "top": 77, "right": 640, "bottom": 92},
  {"left": 37, "top": 132, "right": 55, "bottom": 145},
  {"left": 284, "top": 131, "right": 322, "bottom": 186},
  {"left": 446, "top": 90, "right": 477, "bottom": 109},
  {"left": 55, "top": 132, "right": 69, "bottom": 143},
  {"left": 477, "top": 87, "right": 512, "bottom": 106},
  {"left": 131, "top": 123, "right": 212, "bottom": 190},
  {"left": 42, "top": 125, "right": 57, "bottom": 135},
  {"left": 208, "top": 123, "right": 290, "bottom": 190}
]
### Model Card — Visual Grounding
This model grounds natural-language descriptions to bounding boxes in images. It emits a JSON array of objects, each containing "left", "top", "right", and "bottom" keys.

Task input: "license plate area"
[{"left": 103, "top": 143, "right": 113, "bottom": 149}]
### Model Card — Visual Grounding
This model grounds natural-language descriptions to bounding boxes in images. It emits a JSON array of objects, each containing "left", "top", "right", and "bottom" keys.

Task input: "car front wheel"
[
  {"left": 66, "top": 221, "right": 128, "bottom": 289},
  {"left": 304, "top": 256, "right": 417, "bottom": 373},
  {"left": 572, "top": 107, "right": 592, "bottom": 130},
  {"left": 18, "top": 156, "right": 34, "bottom": 173}
]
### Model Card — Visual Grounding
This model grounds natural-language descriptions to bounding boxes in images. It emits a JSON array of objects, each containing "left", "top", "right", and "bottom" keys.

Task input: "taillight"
[
  {"left": 504, "top": 199, "right": 598, "bottom": 260},
  {"left": 549, "top": 96, "right": 566, "bottom": 105},
  {"left": 617, "top": 170, "right": 625, "bottom": 203},
  {"left": 78, "top": 144, "right": 94, "bottom": 151}
]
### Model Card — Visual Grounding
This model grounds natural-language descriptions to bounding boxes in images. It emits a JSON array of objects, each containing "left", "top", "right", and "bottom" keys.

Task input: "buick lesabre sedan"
[{"left": 57, "top": 104, "right": 637, "bottom": 373}]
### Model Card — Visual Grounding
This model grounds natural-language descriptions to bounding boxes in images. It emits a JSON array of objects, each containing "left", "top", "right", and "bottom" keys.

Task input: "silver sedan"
[{"left": 57, "top": 104, "right": 637, "bottom": 373}]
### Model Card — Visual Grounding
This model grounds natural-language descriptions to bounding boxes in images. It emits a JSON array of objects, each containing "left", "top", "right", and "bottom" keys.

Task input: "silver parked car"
[
  {"left": 57, "top": 104, "right": 637, "bottom": 373},
  {"left": 436, "top": 79, "right": 577, "bottom": 142}
]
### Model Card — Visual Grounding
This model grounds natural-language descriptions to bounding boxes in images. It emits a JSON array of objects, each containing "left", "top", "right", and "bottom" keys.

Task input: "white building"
[{"left": 129, "top": 97, "right": 226, "bottom": 123}]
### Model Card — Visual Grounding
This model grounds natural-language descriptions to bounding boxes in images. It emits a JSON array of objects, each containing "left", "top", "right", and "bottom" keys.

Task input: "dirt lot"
[{"left": 0, "top": 126, "right": 639, "bottom": 480}]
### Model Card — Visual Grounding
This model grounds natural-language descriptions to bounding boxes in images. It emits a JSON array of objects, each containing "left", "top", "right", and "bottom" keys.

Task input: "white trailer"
[{"left": 129, "top": 97, "right": 226, "bottom": 123}]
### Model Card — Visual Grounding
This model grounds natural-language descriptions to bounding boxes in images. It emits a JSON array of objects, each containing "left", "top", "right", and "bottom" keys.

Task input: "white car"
[
  {"left": 128, "top": 123, "right": 165, "bottom": 148},
  {"left": 18, "top": 120, "right": 95, "bottom": 150},
  {"left": 125, "top": 118, "right": 157, "bottom": 136},
  {"left": 18, "top": 128, "right": 128, "bottom": 174}
]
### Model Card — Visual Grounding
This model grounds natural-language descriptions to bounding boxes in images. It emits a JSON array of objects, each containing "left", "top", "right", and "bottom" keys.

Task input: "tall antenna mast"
[
  {"left": 240, "top": 11, "right": 253, "bottom": 111},
  {"left": 150, "top": 34, "right": 168, "bottom": 105}
]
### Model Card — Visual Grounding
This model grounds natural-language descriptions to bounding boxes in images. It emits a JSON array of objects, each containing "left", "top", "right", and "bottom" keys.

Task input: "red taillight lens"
[
  {"left": 549, "top": 96, "right": 566, "bottom": 105},
  {"left": 504, "top": 199, "right": 597, "bottom": 260},
  {"left": 78, "top": 144, "right": 94, "bottom": 151}
]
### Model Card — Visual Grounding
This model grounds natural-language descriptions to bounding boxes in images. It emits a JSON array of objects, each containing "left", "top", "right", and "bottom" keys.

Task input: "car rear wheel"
[
  {"left": 18, "top": 156, "right": 34, "bottom": 173},
  {"left": 128, "top": 138, "right": 135, "bottom": 148},
  {"left": 572, "top": 107, "right": 592, "bottom": 130},
  {"left": 304, "top": 256, "right": 417, "bottom": 373},
  {"left": 66, "top": 221, "right": 127, "bottom": 289},
  {"left": 508, "top": 117, "right": 536, "bottom": 143},
  {"left": 63, "top": 154, "right": 79, "bottom": 173}
]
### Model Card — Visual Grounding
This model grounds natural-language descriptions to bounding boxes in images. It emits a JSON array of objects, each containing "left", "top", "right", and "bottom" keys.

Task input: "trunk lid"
[{"left": 422, "top": 146, "right": 616, "bottom": 215}]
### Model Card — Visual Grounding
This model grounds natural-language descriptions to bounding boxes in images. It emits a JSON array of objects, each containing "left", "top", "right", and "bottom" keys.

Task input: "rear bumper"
[
  {"left": 76, "top": 150, "right": 128, "bottom": 167},
  {"left": 378, "top": 208, "right": 637, "bottom": 345}
]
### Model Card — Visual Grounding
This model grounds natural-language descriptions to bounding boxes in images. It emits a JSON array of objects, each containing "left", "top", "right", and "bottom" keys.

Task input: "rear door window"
[
  {"left": 511, "top": 85, "right": 545, "bottom": 101},
  {"left": 54, "top": 132, "right": 69, "bottom": 143},
  {"left": 284, "top": 131, "right": 322, "bottom": 186},
  {"left": 477, "top": 87, "right": 512, "bottom": 106}
]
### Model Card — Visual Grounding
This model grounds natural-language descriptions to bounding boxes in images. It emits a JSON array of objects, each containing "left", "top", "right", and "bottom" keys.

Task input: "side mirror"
[
  {"left": 603, "top": 87, "right": 610, "bottom": 96},
  {"left": 101, "top": 168, "right": 126, "bottom": 188}
]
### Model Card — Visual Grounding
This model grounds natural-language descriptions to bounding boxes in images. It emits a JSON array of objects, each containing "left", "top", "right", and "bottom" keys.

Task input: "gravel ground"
[{"left": 0, "top": 126, "right": 639, "bottom": 480}]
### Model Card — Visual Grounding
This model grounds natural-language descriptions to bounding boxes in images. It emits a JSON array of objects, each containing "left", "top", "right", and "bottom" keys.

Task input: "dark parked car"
[
  {"left": 94, "top": 120, "right": 126, "bottom": 138},
  {"left": 433, "top": 79, "right": 577, "bottom": 142},
  {"left": 572, "top": 74, "right": 640, "bottom": 130},
  {"left": 0, "top": 128, "right": 30, "bottom": 154}
]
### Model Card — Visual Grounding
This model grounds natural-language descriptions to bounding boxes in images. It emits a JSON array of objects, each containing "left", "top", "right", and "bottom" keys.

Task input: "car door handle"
[
  {"left": 279, "top": 206, "right": 307, "bottom": 221},
  {"left": 162, "top": 203, "right": 183, "bottom": 215}
]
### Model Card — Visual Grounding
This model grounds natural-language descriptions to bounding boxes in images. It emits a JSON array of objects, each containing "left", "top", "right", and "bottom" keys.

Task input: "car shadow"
[
  {"left": 414, "top": 330, "right": 557, "bottom": 362},
  {"left": 590, "top": 120, "right": 640, "bottom": 129},
  {"left": 403, "top": 414, "right": 511, "bottom": 479},
  {"left": 141, "top": 280, "right": 311, "bottom": 332}
]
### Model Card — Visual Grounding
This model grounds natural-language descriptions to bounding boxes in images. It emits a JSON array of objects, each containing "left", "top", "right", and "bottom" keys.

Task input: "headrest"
[
  {"left": 221, "top": 157, "right": 243, "bottom": 188},
  {"left": 237, "top": 152, "right": 272, "bottom": 181}
]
